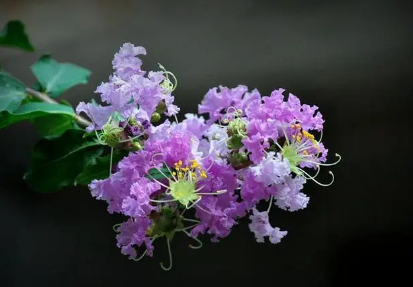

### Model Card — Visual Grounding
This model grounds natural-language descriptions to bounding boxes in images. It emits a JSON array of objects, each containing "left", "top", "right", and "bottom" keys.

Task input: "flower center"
[
  {"left": 168, "top": 160, "right": 208, "bottom": 206},
  {"left": 169, "top": 181, "right": 199, "bottom": 206}
]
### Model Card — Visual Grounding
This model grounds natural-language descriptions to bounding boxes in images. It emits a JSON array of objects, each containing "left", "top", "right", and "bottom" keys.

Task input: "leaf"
[
  {"left": 74, "top": 150, "right": 129, "bottom": 185},
  {"left": 0, "top": 102, "right": 75, "bottom": 130},
  {"left": 146, "top": 166, "right": 172, "bottom": 180},
  {"left": 30, "top": 55, "right": 91, "bottom": 98},
  {"left": 32, "top": 114, "right": 79, "bottom": 137},
  {"left": 31, "top": 81, "right": 44, "bottom": 92},
  {"left": 0, "top": 72, "right": 26, "bottom": 113},
  {"left": 0, "top": 20, "right": 34, "bottom": 52},
  {"left": 24, "top": 129, "right": 104, "bottom": 193}
]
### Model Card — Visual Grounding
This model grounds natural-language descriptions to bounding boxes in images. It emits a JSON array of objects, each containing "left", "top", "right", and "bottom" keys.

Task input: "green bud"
[
  {"left": 155, "top": 100, "right": 167, "bottom": 114},
  {"left": 227, "top": 118, "right": 247, "bottom": 137},
  {"left": 151, "top": 112, "right": 161, "bottom": 123},
  {"left": 101, "top": 122, "right": 123, "bottom": 148},
  {"left": 239, "top": 153, "right": 248, "bottom": 162},
  {"left": 128, "top": 117, "right": 138, "bottom": 126},
  {"left": 129, "top": 141, "right": 143, "bottom": 151}
]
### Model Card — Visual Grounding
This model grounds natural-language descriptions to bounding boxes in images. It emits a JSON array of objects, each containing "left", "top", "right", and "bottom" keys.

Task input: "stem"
[
  {"left": 109, "top": 147, "right": 114, "bottom": 176},
  {"left": 26, "top": 87, "right": 92, "bottom": 127}
]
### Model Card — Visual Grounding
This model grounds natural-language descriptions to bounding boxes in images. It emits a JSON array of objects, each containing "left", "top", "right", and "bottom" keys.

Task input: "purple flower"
[
  {"left": 250, "top": 152, "right": 290, "bottom": 186},
  {"left": 75, "top": 102, "right": 114, "bottom": 132},
  {"left": 89, "top": 150, "right": 157, "bottom": 214},
  {"left": 198, "top": 85, "right": 248, "bottom": 124},
  {"left": 191, "top": 161, "right": 245, "bottom": 241},
  {"left": 249, "top": 208, "right": 288, "bottom": 244},
  {"left": 79, "top": 49, "right": 340, "bottom": 267},
  {"left": 172, "top": 113, "right": 208, "bottom": 139},
  {"left": 112, "top": 43, "right": 146, "bottom": 80},
  {"left": 240, "top": 170, "right": 276, "bottom": 209},
  {"left": 242, "top": 133, "right": 268, "bottom": 164},
  {"left": 274, "top": 175, "right": 309, "bottom": 212},
  {"left": 200, "top": 123, "right": 230, "bottom": 161},
  {"left": 116, "top": 217, "right": 154, "bottom": 259},
  {"left": 145, "top": 124, "right": 200, "bottom": 166},
  {"left": 76, "top": 43, "right": 179, "bottom": 132},
  {"left": 122, "top": 178, "right": 161, "bottom": 217}
]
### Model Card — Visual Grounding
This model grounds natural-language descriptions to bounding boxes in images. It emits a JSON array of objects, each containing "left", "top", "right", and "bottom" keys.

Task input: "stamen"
[
  {"left": 196, "top": 189, "right": 227, "bottom": 196},
  {"left": 118, "top": 133, "right": 143, "bottom": 143},
  {"left": 160, "top": 238, "right": 173, "bottom": 271},
  {"left": 304, "top": 153, "right": 341, "bottom": 166},
  {"left": 298, "top": 168, "right": 335, "bottom": 187},
  {"left": 177, "top": 223, "right": 199, "bottom": 231},
  {"left": 152, "top": 165, "right": 174, "bottom": 181},
  {"left": 112, "top": 223, "right": 122, "bottom": 232},
  {"left": 317, "top": 129, "right": 323, "bottom": 143},
  {"left": 185, "top": 196, "right": 202, "bottom": 209},
  {"left": 281, "top": 124, "right": 290, "bottom": 145},
  {"left": 226, "top": 106, "right": 237, "bottom": 115},
  {"left": 145, "top": 173, "right": 170, "bottom": 189},
  {"left": 267, "top": 195, "right": 274, "bottom": 212},
  {"left": 273, "top": 141, "right": 284, "bottom": 151},
  {"left": 196, "top": 204, "right": 214, "bottom": 215},
  {"left": 195, "top": 185, "right": 206, "bottom": 192},
  {"left": 132, "top": 249, "right": 148, "bottom": 262},
  {"left": 149, "top": 198, "right": 177, "bottom": 203},
  {"left": 182, "top": 218, "right": 201, "bottom": 224},
  {"left": 183, "top": 230, "right": 203, "bottom": 249}
]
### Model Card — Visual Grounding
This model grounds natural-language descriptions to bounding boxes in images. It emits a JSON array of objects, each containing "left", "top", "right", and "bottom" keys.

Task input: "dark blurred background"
[{"left": 0, "top": 0, "right": 412, "bottom": 286}]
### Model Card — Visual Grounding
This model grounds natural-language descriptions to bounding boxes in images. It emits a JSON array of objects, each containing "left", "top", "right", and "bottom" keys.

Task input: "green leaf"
[
  {"left": 24, "top": 129, "right": 104, "bottom": 193},
  {"left": 74, "top": 150, "right": 129, "bottom": 185},
  {"left": 32, "top": 114, "right": 79, "bottom": 137},
  {"left": 30, "top": 55, "right": 91, "bottom": 98},
  {"left": 146, "top": 166, "right": 172, "bottom": 180},
  {"left": 0, "top": 72, "right": 26, "bottom": 113},
  {"left": 31, "top": 81, "right": 44, "bottom": 92},
  {"left": 0, "top": 102, "right": 75, "bottom": 129},
  {"left": 0, "top": 20, "right": 34, "bottom": 52}
]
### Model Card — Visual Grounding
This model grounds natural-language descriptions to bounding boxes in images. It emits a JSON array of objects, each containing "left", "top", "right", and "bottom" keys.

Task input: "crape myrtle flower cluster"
[{"left": 76, "top": 43, "right": 341, "bottom": 270}]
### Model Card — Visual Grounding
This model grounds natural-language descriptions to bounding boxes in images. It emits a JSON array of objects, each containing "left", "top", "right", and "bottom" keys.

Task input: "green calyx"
[{"left": 147, "top": 207, "right": 184, "bottom": 240}]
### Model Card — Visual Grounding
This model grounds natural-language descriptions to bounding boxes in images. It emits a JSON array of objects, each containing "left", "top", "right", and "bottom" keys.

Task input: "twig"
[{"left": 25, "top": 87, "right": 92, "bottom": 127}]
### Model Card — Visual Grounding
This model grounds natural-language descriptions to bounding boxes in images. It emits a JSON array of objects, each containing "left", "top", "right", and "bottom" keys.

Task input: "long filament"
[
  {"left": 183, "top": 230, "right": 203, "bottom": 249},
  {"left": 160, "top": 238, "right": 173, "bottom": 271}
]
